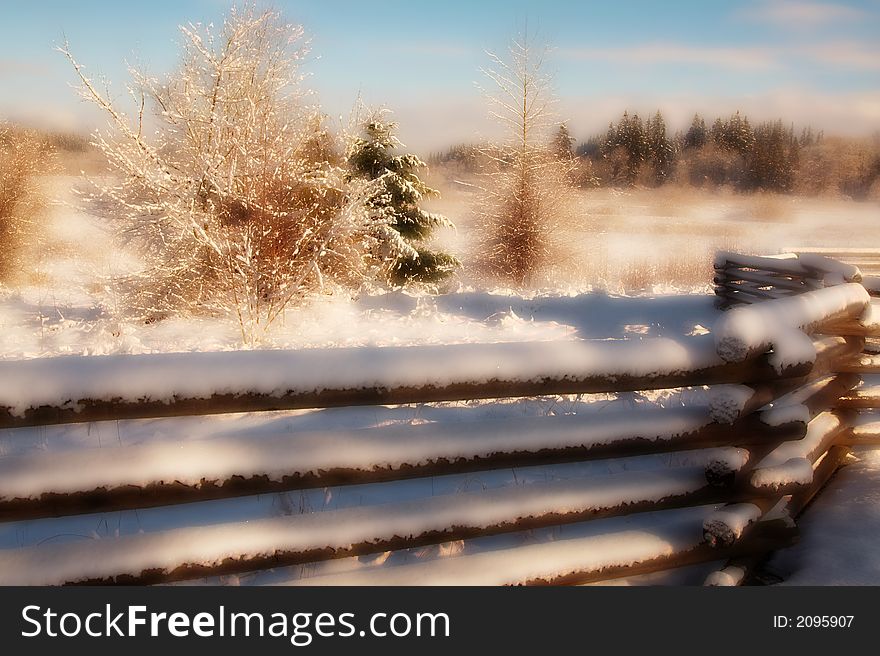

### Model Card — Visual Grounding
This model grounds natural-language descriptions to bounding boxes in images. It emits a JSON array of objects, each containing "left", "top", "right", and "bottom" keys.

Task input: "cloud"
[
  {"left": 558, "top": 88, "right": 880, "bottom": 139},
  {"left": 803, "top": 42, "right": 880, "bottom": 70},
  {"left": 557, "top": 40, "right": 880, "bottom": 74},
  {"left": 737, "top": 1, "right": 866, "bottom": 27},
  {"left": 557, "top": 43, "right": 779, "bottom": 71}
]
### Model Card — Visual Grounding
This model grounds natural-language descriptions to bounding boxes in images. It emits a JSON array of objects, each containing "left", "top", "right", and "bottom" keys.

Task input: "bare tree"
[
  {"left": 59, "top": 6, "right": 385, "bottom": 343},
  {"left": 474, "top": 34, "right": 577, "bottom": 286}
]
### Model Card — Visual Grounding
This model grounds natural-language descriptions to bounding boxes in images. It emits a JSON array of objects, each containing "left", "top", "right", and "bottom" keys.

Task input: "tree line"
[
  {"left": 435, "top": 111, "right": 879, "bottom": 199},
  {"left": 575, "top": 110, "right": 807, "bottom": 192}
]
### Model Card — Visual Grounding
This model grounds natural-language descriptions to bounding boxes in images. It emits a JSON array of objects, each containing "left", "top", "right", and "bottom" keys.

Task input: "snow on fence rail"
[
  {"left": 0, "top": 288, "right": 869, "bottom": 429},
  {"left": 0, "top": 251, "right": 873, "bottom": 586}
]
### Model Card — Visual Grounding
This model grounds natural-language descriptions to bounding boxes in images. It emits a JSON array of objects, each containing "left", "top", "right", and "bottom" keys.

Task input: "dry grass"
[
  {"left": 0, "top": 125, "right": 57, "bottom": 283},
  {"left": 608, "top": 254, "right": 711, "bottom": 292}
]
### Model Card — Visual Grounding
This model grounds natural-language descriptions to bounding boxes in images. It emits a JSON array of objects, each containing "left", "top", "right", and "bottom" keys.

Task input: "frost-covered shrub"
[
  {"left": 0, "top": 125, "right": 55, "bottom": 283},
  {"left": 60, "top": 6, "right": 385, "bottom": 342}
]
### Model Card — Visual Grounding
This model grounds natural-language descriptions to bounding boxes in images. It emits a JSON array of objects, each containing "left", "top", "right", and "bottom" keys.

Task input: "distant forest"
[{"left": 431, "top": 110, "right": 880, "bottom": 200}]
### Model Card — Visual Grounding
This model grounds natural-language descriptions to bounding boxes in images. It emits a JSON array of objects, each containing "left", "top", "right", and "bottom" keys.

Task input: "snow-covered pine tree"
[
  {"left": 748, "top": 120, "right": 799, "bottom": 192},
  {"left": 347, "top": 113, "right": 458, "bottom": 285},
  {"left": 713, "top": 111, "right": 754, "bottom": 156},
  {"left": 552, "top": 122, "right": 574, "bottom": 159},
  {"left": 646, "top": 110, "right": 675, "bottom": 184},
  {"left": 602, "top": 111, "right": 648, "bottom": 185},
  {"left": 684, "top": 113, "right": 707, "bottom": 150}
]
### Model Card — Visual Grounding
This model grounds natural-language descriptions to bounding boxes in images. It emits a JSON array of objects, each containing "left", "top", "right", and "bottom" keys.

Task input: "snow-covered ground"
[
  {"left": 0, "top": 177, "right": 723, "bottom": 360},
  {"left": 767, "top": 447, "right": 880, "bottom": 585},
  {"left": 1, "top": 174, "right": 879, "bottom": 585}
]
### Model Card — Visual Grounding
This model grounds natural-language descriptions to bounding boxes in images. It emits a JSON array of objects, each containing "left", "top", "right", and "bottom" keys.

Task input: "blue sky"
[{"left": 1, "top": 0, "right": 878, "bottom": 150}]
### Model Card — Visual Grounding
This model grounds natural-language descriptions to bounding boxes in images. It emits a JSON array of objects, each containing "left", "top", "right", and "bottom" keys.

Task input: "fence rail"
[{"left": 0, "top": 250, "right": 876, "bottom": 586}]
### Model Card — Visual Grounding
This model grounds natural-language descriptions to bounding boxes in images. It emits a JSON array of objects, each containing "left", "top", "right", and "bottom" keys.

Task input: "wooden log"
[
  {"left": 714, "top": 270, "right": 810, "bottom": 293},
  {"left": 702, "top": 445, "right": 852, "bottom": 586},
  {"left": 706, "top": 362, "right": 857, "bottom": 485},
  {"left": 714, "top": 252, "right": 804, "bottom": 275},
  {"left": 787, "top": 445, "right": 851, "bottom": 517},
  {"left": 714, "top": 265, "right": 817, "bottom": 284},
  {"left": 715, "top": 267, "right": 810, "bottom": 288},
  {"left": 798, "top": 254, "right": 862, "bottom": 283},
  {"left": 837, "top": 386, "right": 880, "bottom": 409},
  {"left": 714, "top": 289, "right": 752, "bottom": 307},
  {"left": 704, "top": 562, "right": 749, "bottom": 586},
  {"left": 702, "top": 497, "right": 782, "bottom": 548},
  {"left": 757, "top": 373, "right": 861, "bottom": 427},
  {"left": 0, "top": 349, "right": 821, "bottom": 430},
  {"left": 799, "top": 375, "right": 861, "bottom": 416},
  {"left": 839, "top": 412, "right": 880, "bottom": 446},
  {"left": 749, "top": 412, "right": 850, "bottom": 494},
  {"left": 705, "top": 442, "right": 779, "bottom": 488},
  {"left": 836, "top": 354, "right": 880, "bottom": 373},
  {"left": 708, "top": 384, "right": 777, "bottom": 424},
  {"left": 704, "top": 441, "right": 752, "bottom": 486},
  {"left": 860, "top": 275, "right": 880, "bottom": 296},
  {"left": 0, "top": 468, "right": 754, "bottom": 586},
  {"left": 0, "top": 411, "right": 805, "bottom": 522},
  {"left": 716, "top": 286, "right": 823, "bottom": 305},
  {"left": 712, "top": 344, "right": 862, "bottom": 426},
  {"left": 715, "top": 251, "right": 862, "bottom": 285},
  {"left": 524, "top": 520, "right": 798, "bottom": 586},
  {"left": 703, "top": 372, "right": 859, "bottom": 485},
  {"left": 199, "top": 512, "right": 800, "bottom": 587},
  {"left": 816, "top": 320, "right": 880, "bottom": 338},
  {"left": 713, "top": 285, "right": 869, "bottom": 364},
  {"left": 0, "top": 341, "right": 853, "bottom": 521},
  {"left": 782, "top": 247, "right": 880, "bottom": 258},
  {"left": 713, "top": 284, "right": 789, "bottom": 304},
  {"left": 722, "top": 281, "right": 792, "bottom": 299}
]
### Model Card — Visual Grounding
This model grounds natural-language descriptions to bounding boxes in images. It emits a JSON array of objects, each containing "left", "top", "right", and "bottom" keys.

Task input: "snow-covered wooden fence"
[
  {"left": 714, "top": 251, "right": 864, "bottom": 307},
  {"left": 0, "top": 253, "right": 875, "bottom": 586}
]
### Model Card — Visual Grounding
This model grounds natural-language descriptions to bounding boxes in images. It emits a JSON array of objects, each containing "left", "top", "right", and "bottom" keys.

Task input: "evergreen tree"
[
  {"left": 710, "top": 117, "right": 725, "bottom": 147},
  {"left": 713, "top": 111, "right": 754, "bottom": 156},
  {"left": 602, "top": 111, "right": 648, "bottom": 185},
  {"left": 748, "top": 120, "right": 798, "bottom": 192},
  {"left": 684, "top": 113, "right": 707, "bottom": 150},
  {"left": 576, "top": 135, "right": 602, "bottom": 158},
  {"left": 799, "top": 126, "right": 815, "bottom": 147},
  {"left": 348, "top": 115, "right": 458, "bottom": 285},
  {"left": 602, "top": 122, "right": 617, "bottom": 153},
  {"left": 552, "top": 122, "right": 575, "bottom": 159},
  {"left": 646, "top": 110, "right": 675, "bottom": 183}
]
